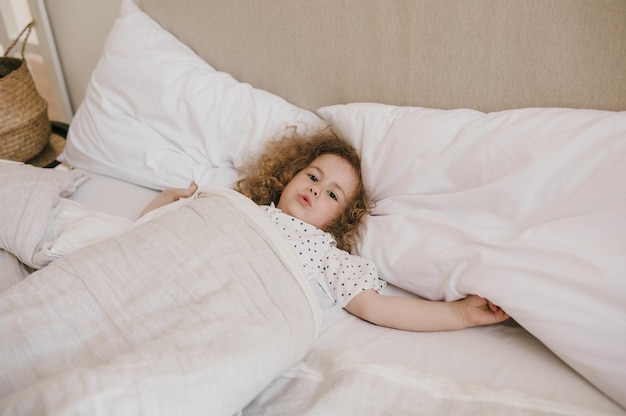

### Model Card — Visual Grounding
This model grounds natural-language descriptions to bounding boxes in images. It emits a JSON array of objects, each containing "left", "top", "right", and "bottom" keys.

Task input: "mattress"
[{"left": 62, "top": 168, "right": 625, "bottom": 415}]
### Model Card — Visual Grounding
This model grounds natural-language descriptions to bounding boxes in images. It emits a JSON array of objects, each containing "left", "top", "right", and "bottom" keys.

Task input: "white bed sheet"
[
  {"left": 64, "top": 168, "right": 626, "bottom": 415},
  {"left": 307, "top": 285, "right": 624, "bottom": 415},
  {"left": 59, "top": 163, "right": 159, "bottom": 220}
]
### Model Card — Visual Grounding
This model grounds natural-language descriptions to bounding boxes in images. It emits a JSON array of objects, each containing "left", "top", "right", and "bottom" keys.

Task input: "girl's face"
[{"left": 277, "top": 154, "right": 358, "bottom": 230}]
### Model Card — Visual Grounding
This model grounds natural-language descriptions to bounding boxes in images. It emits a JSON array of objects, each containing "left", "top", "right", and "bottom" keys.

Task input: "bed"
[{"left": 1, "top": 0, "right": 625, "bottom": 414}]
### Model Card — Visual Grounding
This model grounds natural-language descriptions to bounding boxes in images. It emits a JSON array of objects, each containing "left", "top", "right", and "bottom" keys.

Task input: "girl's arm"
[
  {"left": 139, "top": 181, "right": 198, "bottom": 218},
  {"left": 344, "top": 289, "right": 509, "bottom": 332}
]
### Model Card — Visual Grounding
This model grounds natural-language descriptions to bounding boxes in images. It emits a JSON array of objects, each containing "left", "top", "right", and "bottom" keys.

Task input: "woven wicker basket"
[{"left": 0, "top": 21, "right": 50, "bottom": 162}]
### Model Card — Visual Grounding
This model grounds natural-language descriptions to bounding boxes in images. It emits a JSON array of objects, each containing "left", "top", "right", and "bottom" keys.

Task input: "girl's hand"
[
  {"left": 461, "top": 295, "right": 509, "bottom": 327},
  {"left": 139, "top": 181, "right": 198, "bottom": 217},
  {"left": 159, "top": 181, "right": 198, "bottom": 204}
]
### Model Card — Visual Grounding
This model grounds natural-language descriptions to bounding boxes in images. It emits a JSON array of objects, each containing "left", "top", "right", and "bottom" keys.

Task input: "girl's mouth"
[{"left": 298, "top": 194, "right": 311, "bottom": 207}]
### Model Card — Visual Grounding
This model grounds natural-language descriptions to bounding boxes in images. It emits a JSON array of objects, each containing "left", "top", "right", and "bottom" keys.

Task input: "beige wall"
[
  {"left": 42, "top": 0, "right": 626, "bottom": 115},
  {"left": 44, "top": 0, "right": 122, "bottom": 113}
]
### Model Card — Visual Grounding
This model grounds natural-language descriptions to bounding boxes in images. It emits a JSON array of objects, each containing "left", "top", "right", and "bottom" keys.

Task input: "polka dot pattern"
[{"left": 263, "top": 205, "right": 386, "bottom": 308}]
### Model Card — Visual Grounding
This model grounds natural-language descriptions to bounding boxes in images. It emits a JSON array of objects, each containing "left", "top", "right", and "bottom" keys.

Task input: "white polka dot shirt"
[{"left": 263, "top": 205, "right": 386, "bottom": 308}]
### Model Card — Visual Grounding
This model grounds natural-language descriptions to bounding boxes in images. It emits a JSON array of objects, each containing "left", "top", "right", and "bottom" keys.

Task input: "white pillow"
[
  {"left": 60, "top": 0, "right": 325, "bottom": 190},
  {"left": 317, "top": 103, "right": 626, "bottom": 409}
]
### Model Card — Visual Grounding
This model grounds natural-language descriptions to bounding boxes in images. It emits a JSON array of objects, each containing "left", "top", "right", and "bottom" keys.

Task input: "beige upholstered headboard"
[{"left": 137, "top": 0, "right": 626, "bottom": 112}]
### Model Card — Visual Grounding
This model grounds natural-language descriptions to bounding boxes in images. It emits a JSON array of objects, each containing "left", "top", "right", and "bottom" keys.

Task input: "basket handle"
[{"left": 3, "top": 20, "right": 36, "bottom": 59}]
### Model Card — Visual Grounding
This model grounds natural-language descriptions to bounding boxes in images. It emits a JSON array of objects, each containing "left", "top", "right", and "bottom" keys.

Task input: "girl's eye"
[
  {"left": 328, "top": 191, "right": 338, "bottom": 201},
  {"left": 308, "top": 174, "right": 318, "bottom": 182}
]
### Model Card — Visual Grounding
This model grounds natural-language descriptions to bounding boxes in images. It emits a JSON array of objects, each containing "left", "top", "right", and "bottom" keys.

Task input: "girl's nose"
[{"left": 309, "top": 186, "right": 319, "bottom": 197}]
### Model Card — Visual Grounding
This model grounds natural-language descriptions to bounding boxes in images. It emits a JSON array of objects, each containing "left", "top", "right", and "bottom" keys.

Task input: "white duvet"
[
  {"left": 0, "top": 165, "right": 321, "bottom": 415},
  {"left": 319, "top": 104, "right": 626, "bottom": 410}
]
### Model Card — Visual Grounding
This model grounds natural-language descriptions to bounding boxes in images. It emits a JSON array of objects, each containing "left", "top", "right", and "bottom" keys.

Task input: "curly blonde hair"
[{"left": 235, "top": 131, "right": 371, "bottom": 252}]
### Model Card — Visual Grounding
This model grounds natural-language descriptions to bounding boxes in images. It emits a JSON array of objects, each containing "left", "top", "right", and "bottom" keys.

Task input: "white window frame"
[{"left": 1, "top": 0, "right": 73, "bottom": 122}]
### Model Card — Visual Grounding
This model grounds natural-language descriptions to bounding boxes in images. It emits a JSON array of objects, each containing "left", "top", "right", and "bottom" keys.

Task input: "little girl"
[{"left": 142, "top": 132, "right": 509, "bottom": 332}]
